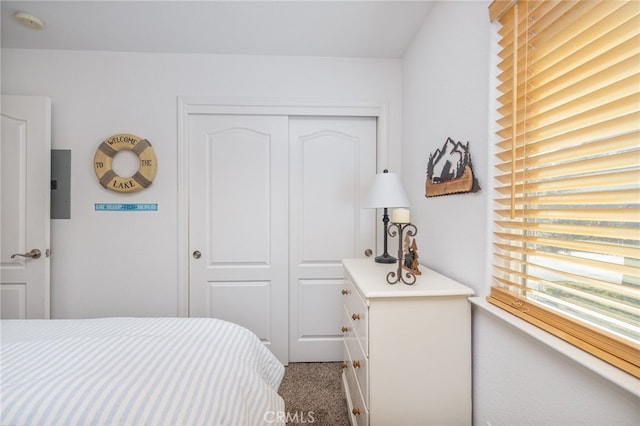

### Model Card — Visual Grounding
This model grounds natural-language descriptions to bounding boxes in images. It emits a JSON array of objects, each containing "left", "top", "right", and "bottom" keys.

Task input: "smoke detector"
[{"left": 14, "top": 12, "right": 45, "bottom": 30}]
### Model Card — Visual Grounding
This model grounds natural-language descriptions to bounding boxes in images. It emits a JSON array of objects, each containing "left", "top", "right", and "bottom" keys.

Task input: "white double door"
[{"left": 189, "top": 114, "right": 376, "bottom": 364}]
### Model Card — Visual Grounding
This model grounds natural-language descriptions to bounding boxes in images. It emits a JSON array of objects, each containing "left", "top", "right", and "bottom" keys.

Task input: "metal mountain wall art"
[{"left": 425, "top": 137, "right": 481, "bottom": 197}]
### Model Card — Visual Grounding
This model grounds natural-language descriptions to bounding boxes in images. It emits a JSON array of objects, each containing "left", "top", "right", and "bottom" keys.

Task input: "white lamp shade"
[{"left": 363, "top": 170, "right": 410, "bottom": 208}]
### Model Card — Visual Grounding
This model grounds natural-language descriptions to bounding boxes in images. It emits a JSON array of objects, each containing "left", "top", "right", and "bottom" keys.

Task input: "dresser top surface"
[{"left": 343, "top": 258, "right": 474, "bottom": 299}]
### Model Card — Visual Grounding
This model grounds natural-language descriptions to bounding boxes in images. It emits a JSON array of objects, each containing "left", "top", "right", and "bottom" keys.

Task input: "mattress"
[{"left": 0, "top": 317, "right": 285, "bottom": 426}]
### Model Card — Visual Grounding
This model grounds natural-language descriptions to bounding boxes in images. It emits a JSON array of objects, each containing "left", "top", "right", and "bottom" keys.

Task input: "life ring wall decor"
[{"left": 94, "top": 133, "right": 157, "bottom": 193}]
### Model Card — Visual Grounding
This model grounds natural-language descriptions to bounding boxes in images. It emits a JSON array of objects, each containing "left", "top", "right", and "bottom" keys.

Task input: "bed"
[{"left": 0, "top": 317, "right": 285, "bottom": 426}]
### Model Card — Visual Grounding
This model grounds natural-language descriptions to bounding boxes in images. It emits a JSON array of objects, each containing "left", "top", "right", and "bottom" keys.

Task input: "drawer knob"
[
  {"left": 341, "top": 289, "right": 350, "bottom": 295},
  {"left": 352, "top": 360, "right": 361, "bottom": 368},
  {"left": 352, "top": 408, "right": 361, "bottom": 416},
  {"left": 341, "top": 362, "right": 348, "bottom": 369},
  {"left": 351, "top": 313, "right": 361, "bottom": 321},
  {"left": 341, "top": 326, "right": 350, "bottom": 333}
]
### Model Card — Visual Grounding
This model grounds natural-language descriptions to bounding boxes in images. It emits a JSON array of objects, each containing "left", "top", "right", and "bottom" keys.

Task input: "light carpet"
[{"left": 278, "top": 362, "right": 350, "bottom": 426}]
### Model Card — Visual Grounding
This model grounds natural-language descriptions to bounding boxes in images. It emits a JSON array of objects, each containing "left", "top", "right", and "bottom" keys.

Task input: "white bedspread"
[{"left": 0, "top": 317, "right": 285, "bottom": 426}]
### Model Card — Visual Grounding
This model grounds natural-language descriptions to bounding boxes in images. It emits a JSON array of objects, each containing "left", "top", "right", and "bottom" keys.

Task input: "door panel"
[
  {"left": 0, "top": 95, "right": 51, "bottom": 319},
  {"left": 289, "top": 116, "right": 376, "bottom": 361},
  {"left": 298, "top": 278, "right": 345, "bottom": 337},
  {"left": 0, "top": 284, "right": 26, "bottom": 318},
  {"left": 208, "top": 281, "right": 271, "bottom": 340},
  {"left": 206, "top": 127, "right": 271, "bottom": 265},
  {"left": 189, "top": 115, "right": 289, "bottom": 364}
]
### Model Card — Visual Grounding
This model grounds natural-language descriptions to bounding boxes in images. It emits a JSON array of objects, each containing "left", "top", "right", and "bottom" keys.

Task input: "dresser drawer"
[
  {"left": 343, "top": 341, "right": 369, "bottom": 426},
  {"left": 341, "top": 305, "right": 358, "bottom": 353},
  {"left": 343, "top": 274, "right": 368, "bottom": 356},
  {"left": 344, "top": 308, "right": 369, "bottom": 407}
]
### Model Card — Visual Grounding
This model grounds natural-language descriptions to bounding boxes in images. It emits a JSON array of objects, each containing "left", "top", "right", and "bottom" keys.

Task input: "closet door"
[
  {"left": 288, "top": 116, "right": 376, "bottom": 362},
  {"left": 189, "top": 114, "right": 289, "bottom": 364}
]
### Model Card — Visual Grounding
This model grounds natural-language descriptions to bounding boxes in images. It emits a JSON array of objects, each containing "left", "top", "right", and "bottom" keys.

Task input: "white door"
[
  {"left": 288, "top": 116, "right": 376, "bottom": 362},
  {"left": 189, "top": 114, "right": 290, "bottom": 364},
  {"left": 0, "top": 95, "right": 51, "bottom": 319}
]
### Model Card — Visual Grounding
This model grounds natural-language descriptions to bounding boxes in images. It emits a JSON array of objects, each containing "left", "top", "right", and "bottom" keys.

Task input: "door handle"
[
  {"left": 11, "top": 249, "right": 42, "bottom": 260},
  {"left": 192, "top": 251, "right": 201, "bottom": 259}
]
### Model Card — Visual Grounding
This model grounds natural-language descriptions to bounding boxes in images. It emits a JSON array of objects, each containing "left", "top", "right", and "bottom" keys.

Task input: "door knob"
[
  {"left": 364, "top": 249, "right": 373, "bottom": 257},
  {"left": 192, "top": 251, "right": 201, "bottom": 259},
  {"left": 11, "top": 249, "right": 41, "bottom": 260}
]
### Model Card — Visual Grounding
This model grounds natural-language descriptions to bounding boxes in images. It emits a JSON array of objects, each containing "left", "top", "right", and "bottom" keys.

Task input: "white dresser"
[{"left": 341, "top": 258, "right": 474, "bottom": 426}]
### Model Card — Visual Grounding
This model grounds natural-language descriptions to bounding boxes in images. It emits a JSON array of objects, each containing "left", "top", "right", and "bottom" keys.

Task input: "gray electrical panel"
[{"left": 51, "top": 149, "right": 71, "bottom": 219}]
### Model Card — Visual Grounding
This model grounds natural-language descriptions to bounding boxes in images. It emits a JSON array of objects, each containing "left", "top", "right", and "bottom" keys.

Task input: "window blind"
[{"left": 488, "top": 0, "right": 640, "bottom": 378}]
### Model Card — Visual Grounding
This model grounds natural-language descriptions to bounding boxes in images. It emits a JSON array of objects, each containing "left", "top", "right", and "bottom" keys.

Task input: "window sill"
[{"left": 469, "top": 296, "right": 640, "bottom": 397}]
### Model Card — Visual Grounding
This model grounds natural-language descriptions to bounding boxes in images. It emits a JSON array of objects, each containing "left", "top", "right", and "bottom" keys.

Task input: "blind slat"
[
  {"left": 497, "top": 40, "right": 640, "bottom": 136},
  {"left": 526, "top": 34, "right": 640, "bottom": 101},
  {"left": 494, "top": 220, "right": 640, "bottom": 241},
  {"left": 520, "top": 91, "right": 640, "bottom": 139},
  {"left": 489, "top": 0, "right": 516, "bottom": 22},
  {"left": 499, "top": 60, "right": 640, "bottom": 128},
  {"left": 497, "top": 94, "right": 640, "bottom": 144},
  {"left": 494, "top": 208, "right": 640, "bottom": 223},
  {"left": 494, "top": 150, "right": 640, "bottom": 184},
  {"left": 494, "top": 232, "right": 639, "bottom": 260},
  {"left": 494, "top": 188, "right": 640, "bottom": 207},
  {"left": 495, "top": 131, "right": 639, "bottom": 165},
  {"left": 492, "top": 265, "right": 640, "bottom": 318},
  {"left": 494, "top": 252, "right": 640, "bottom": 298},
  {"left": 528, "top": 3, "right": 639, "bottom": 77},
  {"left": 496, "top": 113, "right": 640, "bottom": 151},
  {"left": 493, "top": 242, "right": 639, "bottom": 277},
  {"left": 494, "top": 169, "right": 640, "bottom": 194},
  {"left": 528, "top": 1, "right": 634, "bottom": 67}
]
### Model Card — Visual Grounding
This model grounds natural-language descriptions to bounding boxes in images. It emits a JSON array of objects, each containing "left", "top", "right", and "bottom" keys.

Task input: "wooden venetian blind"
[{"left": 488, "top": 0, "right": 640, "bottom": 378}]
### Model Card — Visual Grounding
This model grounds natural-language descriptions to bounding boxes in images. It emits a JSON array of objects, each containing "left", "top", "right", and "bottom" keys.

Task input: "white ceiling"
[{"left": 1, "top": 1, "right": 435, "bottom": 58}]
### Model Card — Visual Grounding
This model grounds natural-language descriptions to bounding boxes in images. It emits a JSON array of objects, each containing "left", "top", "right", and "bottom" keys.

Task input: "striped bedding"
[{"left": 0, "top": 317, "right": 285, "bottom": 426}]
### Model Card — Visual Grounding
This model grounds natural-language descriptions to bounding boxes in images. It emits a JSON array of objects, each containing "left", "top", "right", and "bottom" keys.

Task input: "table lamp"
[{"left": 363, "top": 169, "right": 410, "bottom": 263}]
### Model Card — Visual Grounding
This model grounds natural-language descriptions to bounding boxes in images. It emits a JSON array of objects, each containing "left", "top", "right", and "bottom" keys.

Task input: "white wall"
[
  {"left": 402, "top": 0, "right": 489, "bottom": 286},
  {"left": 1, "top": 48, "right": 402, "bottom": 318},
  {"left": 402, "top": 1, "right": 639, "bottom": 425}
]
